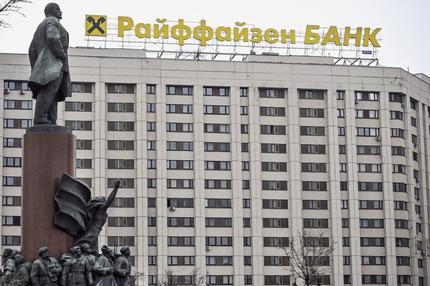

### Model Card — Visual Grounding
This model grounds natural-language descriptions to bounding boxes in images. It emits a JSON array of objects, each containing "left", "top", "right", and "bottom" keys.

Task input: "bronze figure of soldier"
[
  {"left": 93, "top": 246, "right": 117, "bottom": 286},
  {"left": 80, "top": 244, "right": 96, "bottom": 273},
  {"left": 2, "top": 249, "right": 18, "bottom": 284},
  {"left": 114, "top": 247, "right": 131, "bottom": 286},
  {"left": 30, "top": 247, "right": 62, "bottom": 286},
  {"left": 28, "top": 2, "right": 71, "bottom": 125},
  {"left": 61, "top": 246, "right": 93, "bottom": 286},
  {"left": 9, "top": 253, "right": 32, "bottom": 286}
]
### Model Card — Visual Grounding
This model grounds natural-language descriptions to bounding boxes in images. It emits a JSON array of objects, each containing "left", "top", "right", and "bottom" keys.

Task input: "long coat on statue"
[
  {"left": 93, "top": 255, "right": 117, "bottom": 286},
  {"left": 28, "top": 16, "right": 71, "bottom": 101},
  {"left": 114, "top": 256, "right": 131, "bottom": 286}
]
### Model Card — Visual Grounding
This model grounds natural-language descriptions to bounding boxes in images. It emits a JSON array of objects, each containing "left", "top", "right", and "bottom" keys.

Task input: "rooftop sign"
[{"left": 85, "top": 16, "right": 382, "bottom": 48}]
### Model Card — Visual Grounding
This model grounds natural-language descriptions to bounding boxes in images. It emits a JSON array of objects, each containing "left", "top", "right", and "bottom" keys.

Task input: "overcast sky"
[{"left": 0, "top": 0, "right": 429, "bottom": 76}]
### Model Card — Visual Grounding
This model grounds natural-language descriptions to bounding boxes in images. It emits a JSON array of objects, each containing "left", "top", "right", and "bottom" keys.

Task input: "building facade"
[{"left": 0, "top": 48, "right": 430, "bottom": 286}]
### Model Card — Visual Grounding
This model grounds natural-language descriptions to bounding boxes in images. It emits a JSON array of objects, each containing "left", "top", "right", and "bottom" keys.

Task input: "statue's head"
[
  {"left": 14, "top": 254, "right": 25, "bottom": 266},
  {"left": 101, "top": 245, "right": 112, "bottom": 257},
  {"left": 120, "top": 246, "right": 130, "bottom": 257},
  {"left": 38, "top": 246, "right": 49, "bottom": 259},
  {"left": 44, "top": 3, "right": 62, "bottom": 20},
  {"left": 80, "top": 243, "right": 91, "bottom": 254},
  {"left": 70, "top": 246, "right": 82, "bottom": 257}
]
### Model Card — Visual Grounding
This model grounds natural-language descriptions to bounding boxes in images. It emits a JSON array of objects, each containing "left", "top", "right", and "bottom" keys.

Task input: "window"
[
  {"left": 167, "top": 179, "right": 194, "bottom": 189},
  {"left": 390, "top": 110, "right": 403, "bottom": 120},
  {"left": 166, "top": 122, "right": 193, "bottom": 132},
  {"left": 107, "top": 236, "right": 135, "bottom": 246},
  {"left": 203, "top": 105, "right": 229, "bottom": 115},
  {"left": 337, "top": 109, "right": 344, "bottom": 118},
  {"left": 340, "top": 200, "right": 348, "bottom": 209},
  {"left": 260, "top": 107, "right": 286, "bottom": 116},
  {"left": 241, "top": 143, "right": 249, "bottom": 152},
  {"left": 206, "top": 256, "right": 232, "bottom": 266},
  {"left": 355, "top": 109, "right": 379, "bottom": 119},
  {"left": 108, "top": 178, "right": 134, "bottom": 188},
  {"left": 107, "top": 121, "right": 134, "bottom": 131},
  {"left": 357, "top": 145, "right": 380, "bottom": 155},
  {"left": 301, "top": 163, "right": 326, "bottom": 173},
  {"left": 168, "top": 275, "right": 195, "bottom": 285},
  {"left": 243, "top": 199, "right": 251, "bottom": 208},
  {"left": 298, "top": 89, "right": 325, "bottom": 100},
  {"left": 167, "top": 141, "right": 193, "bottom": 151},
  {"left": 261, "top": 143, "right": 287, "bottom": 153},
  {"left": 206, "top": 236, "right": 232, "bottom": 246},
  {"left": 389, "top": 92, "right": 403, "bottom": 102},
  {"left": 358, "top": 182, "right": 382, "bottom": 192},
  {"left": 2, "top": 236, "right": 21, "bottom": 246},
  {"left": 242, "top": 161, "right": 250, "bottom": 171},
  {"left": 262, "top": 162, "right": 287, "bottom": 172},
  {"left": 259, "top": 88, "right": 286, "bottom": 98},
  {"left": 166, "top": 85, "right": 193, "bottom": 95},
  {"left": 235, "top": 106, "right": 247, "bottom": 117},
  {"left": 146, "top": 103, "right": 156, "bottom": 113},
  {"left": 263, "top": 218, "right": 288, "bottom": 228},
  {"left": 107, "top": 159, "right": 134, "bottom": 169},
  {"left": 146, "top": 84, "right": 156, "bottom": 94},
  {"left": 355, "top": 91, "right": 379, "bottom": 101},
  {"left": 111, "top": 198, "right": 135, "bottom": 208},
  {"left": 302, "top": 181, "right": 327, "bottom": 191},
  {"left": 205, "top": 217, "right": 232, "bottom": 227},
  {"left": 168, "top": 217, "right": 195, "bottom": 227},
  {"left": 301, "top": 144, "right": 325, "bottom": 154},
  {"left": 107, "top": 140, "right": 134, "bottom": 150},
  {"left": 362, "top": 275, "right": 386, "bottom": 285},
  {"left": 338, "top": 127, "right": 346, "bottom": 136},
  {"left": 147, "top": 141, "right": 156, "bottom": 150},
  {"left": 166, "top": 104, "right": 193, "bottom": 114},
  {"left": 263, "top": 199, "right": 288, "bottom": 209},
  {"left": 362, "top": 256, "right": 386, "bottom": 265},
  {"left": 241, "top": 124, "right": 248, "bottom": 134},
  {"left": 205, "top": 180, "right": 231, "bottom": 189},
  {"left": 2, "top": 196, "right": 21, "bottom": 206},
  {"left": 356, "top": 127, "right": 379, "bottom": 137},
  {"left": 147, "top": 122, "right": 156, "bottom": 131},
  {"left": 147, "top": 179, "right": 156, "bottom": 188},
  {"left": 65, "top": 121, "right": 92, "bottom": 131},
  {"left": 240, "top": 87, "right": 248, "bottom": 97},
  {"left": 3, "top": 138, "right": 21, "bottom": 148},
  {"left": 395, "top": 219, "right": 408, "bottom": 229},
  {"left": 391, "top": 128, "right": 405, "bottom": 138},
  {"left": 168, "top": 236, "right": 195, "bottom": 246},
  {"left": 107, "top": 217, "right": 135, "bottom": 227},
  {"left": 4, "top": 100, "right": 33, "bottom": 110},
  {"left": 303, "top": 218, "right": 328, "bottom": 228},
  {"left": 205, "top": 199, "right": 231, "bottom": 208},
  {"left": 337, "top": 90, "right": 345, "bottom": 100},
  {"left": 2, "top": 216, "right": 21, "bottom": 226},
  {"left": 205, "top": 142, "right": 230, "bottom": 152},
  {"left": 260, "top": 125, "right": 286, "bottom": 135},
  {"left": 262, "top": 181, "right": 288, "bottom": 191},
  {"left": 359, "top": 200, "right": 383, "bottom": 209},
  {"left": 3, "top": 157, "right": 21, "bottom": 167},
  {"left": 360, "top": 237, "right": 385, "bottom": 247},
  {"left": 264, "top": 256, "right": 290, "bottom": 266},
  {"left": 264, "top": 275, "right": 290, "bottom": 285},
  {"left": 303, "top": 200, "right": 328, "bottom": 210},
  {"left": 76, "top": 159, "right": 92, "bottom": 169},
  {"left": 76, "top": 140, "right": 92, "bottom": 150},
  {"left": 300, "top": 126, "right": 325, "bottom": 136},
  {"left": 204, "top": 161, "right": 231, "bottom": 170},
  {"left": 396, "top": 237, "right": 410, "bottom": 247},
  {"left": 300, "top": 108, "right": 324, "bottom": 118},
  {"left": 3, "top": 119, "right": 32, "bottom": 129},
  {"left": 106, "top": 83, "right": 135, "bottom": 94},
  {"left": 148, "top": 256, "right": 157, "bottom": 266},
  {"left": 70, "top": 82, "right": 92, "bottom": 93},
  {"left": 360, "top": 219, "right": 384, "bottom": 228},
  {"left": 204, "top": 124, "right": 230, "bottom": 133},
  {"left": 207, "top": 275, "right": 233, "bottom": 285},
  {"left": 393, "top": 182, "right": 407, "bottom": 192},
  {"left": 392, "top": 164, "right": 406, "bottom": 174},
  {"left": 391, "top": 146, "right": 405, "bottom": 156},
  {"left": 394, "top": 201, "right": 408, "bottom": 211},
  {"left": 357, "top": 163, "right": 381, "bottom": 173},
  {"left": 264, "top": 237, "right": 289, "bottom": 247},
  {"left": 167, "top": 160, "right": 193, "bottom": 170},
  {"left": 203, "top": 86, "right": 230, "bottom": 96}
]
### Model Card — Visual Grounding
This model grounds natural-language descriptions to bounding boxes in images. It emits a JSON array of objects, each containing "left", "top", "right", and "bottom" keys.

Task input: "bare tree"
[
  {"left": 282, "top": 231, "right": 335, "bottom": 286},
  {"left": 192, "top": 268, "right": 207, "bottom": 286},
  {"left": 0, "top": 0, "right": 31, "bottom": 28}
]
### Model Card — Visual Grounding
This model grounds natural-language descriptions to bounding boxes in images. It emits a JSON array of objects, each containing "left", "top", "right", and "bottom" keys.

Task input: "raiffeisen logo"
[{"left": 85, "top": 15, "right": 107, "bottom": 37}]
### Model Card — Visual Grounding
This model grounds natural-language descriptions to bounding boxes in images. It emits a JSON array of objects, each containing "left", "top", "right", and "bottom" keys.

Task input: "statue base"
[{"left": 22, "top": 125, "right": 76, "bottom": 260}]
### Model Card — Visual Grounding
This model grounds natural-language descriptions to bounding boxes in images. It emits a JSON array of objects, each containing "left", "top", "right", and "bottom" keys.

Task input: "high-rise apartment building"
[{"left": 1, "top": 48, "right": 430, "bottom": 286}]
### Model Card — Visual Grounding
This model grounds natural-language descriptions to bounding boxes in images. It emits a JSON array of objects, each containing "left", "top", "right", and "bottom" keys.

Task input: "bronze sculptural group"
[{"left": 0, "top": 245, "right": 131, "bottom": 286}]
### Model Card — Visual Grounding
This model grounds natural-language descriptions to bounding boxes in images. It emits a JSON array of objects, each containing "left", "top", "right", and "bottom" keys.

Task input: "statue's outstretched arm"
[{"left": 103, "top": 180, "right": 120, "bottom": 209}]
